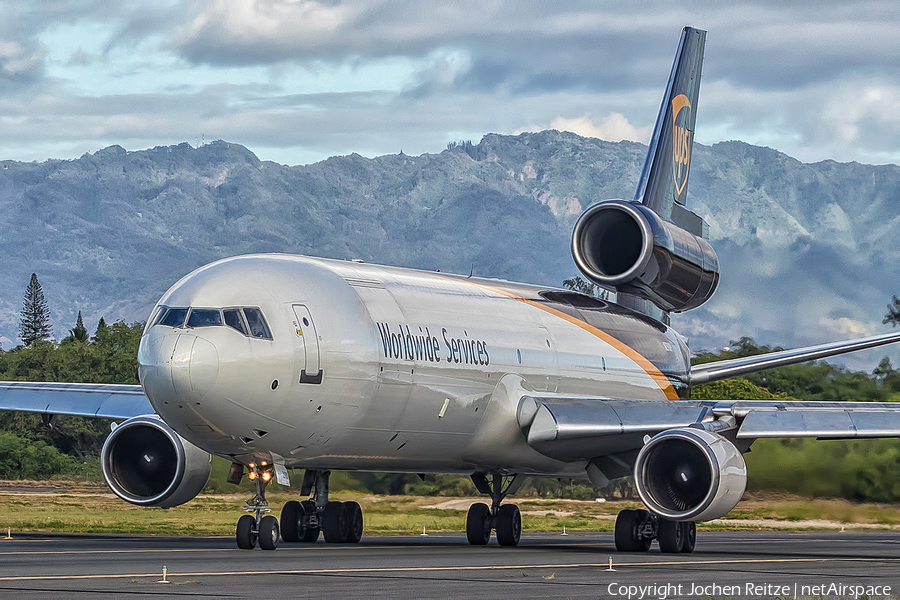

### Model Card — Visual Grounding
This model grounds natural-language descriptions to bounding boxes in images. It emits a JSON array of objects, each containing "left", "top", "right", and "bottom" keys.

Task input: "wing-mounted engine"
[
  {"left": 101, "top": 415, "right": 211, "bottom": 508},
  {"left": 571, "top": 200, "right": 718, "bottom": 312},
  {"left": 633, "top": 427, "right": 746, "bottom": 522}
]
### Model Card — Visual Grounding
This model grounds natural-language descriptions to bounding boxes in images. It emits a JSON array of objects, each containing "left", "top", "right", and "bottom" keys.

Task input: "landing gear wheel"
[
  {"left": 322, "top": 501, "right": 350, "bottom": 543},
  {"left": 466, "top": 502, "right": 492, "bottom": 545},
  {"left": 614, "top": 509, "right": 650, "bottom": 552},
  {"left": 280, "top": 501, "right": 301, "bottom": 543},
  {"left": 344, "top": 501, "right": 364, "bottom": 543},
  {"left": 236, "top": 514, "right": 257, "bottom": 550},
  {"left": 496, "top": 504, "right": 521, "bottom": 547},
  {"left": 258, "top": 515, "right": 280, "bottom": 550},
  {"left": 657, "top": 518, "right": 684, "bottom": 553},
  {"left": 680, "top": 521, "right": 696, "bottom": 553},
  {"left": 299, "top": 500, "right": 320, "bottom": 542}
]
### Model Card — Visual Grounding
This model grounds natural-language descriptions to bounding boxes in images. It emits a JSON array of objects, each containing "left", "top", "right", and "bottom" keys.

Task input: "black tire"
[
  {"left": 299, "top": 500, "right": 320, "bottom": 542},
  {"left": 236, "top": 514, "right": 257, "bottom": 550},
  {"left": 466, "top": 502, "right": 491, "bottom": 545},
  {"left": 614, "top": 510, "right": 638, "bottom": 552},
  {"left": 344, "top": 501, "right": 364, "bottom": 543},
  {"left": 259, "top": 515, "right": 279, "bottom": 550},
  {"left": 657, "top": 518, "right": 684, "bottom": 553},
  {"left": 496, "top": 504, "right": 521, "bottom": 547},
  {"left": 322, "top": 501, "right": 349, "bottom": 543},
  {"left": 280, "top": 501, "right": 301, "bottom": 543},
  {"left": 680, "top": 521, "right": 696, "bottom": 553}
]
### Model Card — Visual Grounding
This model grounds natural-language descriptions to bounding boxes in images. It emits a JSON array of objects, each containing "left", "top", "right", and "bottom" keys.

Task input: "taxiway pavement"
[{"left": 0, "top": 531, "right": 898, "bottom": 598}]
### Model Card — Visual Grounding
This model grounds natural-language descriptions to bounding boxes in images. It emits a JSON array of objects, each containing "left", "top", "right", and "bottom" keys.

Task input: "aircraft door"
[{"left": 292, "top": 304, "right": 322, "bottom": 384}]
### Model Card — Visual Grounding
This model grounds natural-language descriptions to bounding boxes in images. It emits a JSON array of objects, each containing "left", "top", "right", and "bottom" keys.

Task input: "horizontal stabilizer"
[
  {"left": 689, "top": 330, "right": 900, "bottom": 385},
  {"left": 0, "top": 381, "right": 152, "bottom": 420}
]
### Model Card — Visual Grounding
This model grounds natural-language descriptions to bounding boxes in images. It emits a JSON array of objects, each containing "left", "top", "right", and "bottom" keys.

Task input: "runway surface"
[{"left": 0, "top": 531, "right": 898, "bottom": 598}]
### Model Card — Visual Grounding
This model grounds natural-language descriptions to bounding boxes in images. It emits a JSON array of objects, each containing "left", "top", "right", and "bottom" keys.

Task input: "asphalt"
[{"left": 0, "top": 530, "right": 898, "bottom": 599}]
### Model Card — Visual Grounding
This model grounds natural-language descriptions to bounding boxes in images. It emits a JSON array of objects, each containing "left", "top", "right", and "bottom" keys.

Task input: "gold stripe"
[{"left": 447, "top": 276, "right": 679, "bottom": 400}]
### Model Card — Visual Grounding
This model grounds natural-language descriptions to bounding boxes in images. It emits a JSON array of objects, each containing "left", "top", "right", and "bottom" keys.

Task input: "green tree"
[
  {"left": 562, "top": 275, "right": 614, "bottom": 300},
  {"left": 884, "top": 295, "right": 900, "bottom": 327},
  {"left": 67, "top": 311, "right": 88, "bottom": 342},
  {"left": 18, "top": 273, "right": 53, "bottom": 346},
  {"left": 92, "top": 317, "right": 107, "bottom": 342}
]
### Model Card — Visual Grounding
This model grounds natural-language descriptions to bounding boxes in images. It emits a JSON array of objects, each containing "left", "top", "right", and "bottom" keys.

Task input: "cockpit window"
[
  {"left": 152, "top": 306, "right": 168, "bottom": 327},
  {"left": 151, "top": 304, "right": 271, "bottom": 339},
  {"left": 243, "top": 308, "right": 272, "bottom": 339},
  {"left": 159, "top": 308, "right": 189, "bottom": 328},
  {"left": 187, "top": 309, "right": 223, "bottom": 328},
  {"left": 223, "top": 309, "right": 248, "bottom": 335}
]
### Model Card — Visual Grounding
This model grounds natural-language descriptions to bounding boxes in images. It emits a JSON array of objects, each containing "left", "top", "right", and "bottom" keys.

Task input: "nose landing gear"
[
  {"left": 466, "top": 472, "right": 523, "bottom": 547},
  {"left": 236, "top": 462, "right": 280, "bottom": 550}
]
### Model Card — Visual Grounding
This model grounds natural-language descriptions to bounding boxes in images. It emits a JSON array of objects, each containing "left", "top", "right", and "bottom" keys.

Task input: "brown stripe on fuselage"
[{"left": 439, "top": 274, "right": 680, "bottom": 400}]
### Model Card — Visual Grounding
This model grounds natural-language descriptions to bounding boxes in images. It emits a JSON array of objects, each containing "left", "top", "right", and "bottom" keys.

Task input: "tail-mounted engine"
[
  {"left": 633, "top": 428, "right": 746, "bottom": 522},
  {"left": 101, "top": 415, "right": 211, "bottom": 508},
  {"left": 571, "top": 200, "right": 718, "bottom": 312}
]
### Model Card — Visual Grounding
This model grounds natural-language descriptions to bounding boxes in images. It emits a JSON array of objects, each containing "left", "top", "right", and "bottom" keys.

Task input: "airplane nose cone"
[
  {"left": 171, "top": 335, "right": 219, "bottom": 401},
  {"left": 139, "top": 333, "right": 219, "bottom": 407}
]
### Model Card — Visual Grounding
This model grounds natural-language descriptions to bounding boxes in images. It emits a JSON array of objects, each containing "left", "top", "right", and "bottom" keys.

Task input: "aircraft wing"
[
  {"left": 519, "top": 396, "right": 900, "bottom": 462},
  {"left": 0, "top": 381, "right": 152, "bottom": 420},
  {"left": 688, "top": 330, "right": 900, "bottom": 385}
]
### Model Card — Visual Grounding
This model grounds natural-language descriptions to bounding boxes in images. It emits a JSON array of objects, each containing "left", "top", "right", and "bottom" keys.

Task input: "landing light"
[
  {"left": 248, "top": 471, "right": 257, "bottom": 480},
  {"left": 262, "top": 472, "right": 271, "bottom": 482}
]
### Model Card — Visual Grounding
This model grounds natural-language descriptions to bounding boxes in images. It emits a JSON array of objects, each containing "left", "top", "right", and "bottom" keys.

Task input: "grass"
[{"left": 1, "top": 484, "right": 899, "bottom": 536}]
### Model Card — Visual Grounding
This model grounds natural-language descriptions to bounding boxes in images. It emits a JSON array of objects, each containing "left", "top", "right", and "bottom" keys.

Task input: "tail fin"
[{"left": 633, "top": 26, "right": 706, "bottom": 234}]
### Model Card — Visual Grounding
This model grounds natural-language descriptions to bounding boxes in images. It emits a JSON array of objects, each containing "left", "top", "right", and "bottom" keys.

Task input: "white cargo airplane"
[{"left": 4, "top": 26, "right": 900, "bottom": 553}]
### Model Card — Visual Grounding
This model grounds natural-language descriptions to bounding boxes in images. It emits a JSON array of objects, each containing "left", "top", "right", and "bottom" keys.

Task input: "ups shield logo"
[{"left": 671, "top": 94, "right": 692, "bottom": 199}]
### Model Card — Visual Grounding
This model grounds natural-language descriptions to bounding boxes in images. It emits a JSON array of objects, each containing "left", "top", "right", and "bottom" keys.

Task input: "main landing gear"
[
  {"left": 614, "top": 509, "right": 696, "bottom": 553},
  {"left": 466, "top": 472, "right": 524, "bottom": 547},
  {"left": 235, "top": 467, "right": 364, "bottom": 550},
  {"left": 280, "top": 470, "right": 363, "bottom": 545},
  {"left": 236, "top": 461, "right": 280, "bottom": 550}
]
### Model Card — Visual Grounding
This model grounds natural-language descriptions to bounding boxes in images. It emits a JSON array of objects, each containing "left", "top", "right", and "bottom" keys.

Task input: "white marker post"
[
  {"left": 420, "top": 526, "right": 428, "bottom": 536},
  {"left": 561, "top": 525, "right": 568, "bottom": 536},
  {"left": 606, "top": 556, "right": 616, "bottom": 572},
  {"left": 157, "top": 565, "right": 170, "bottom": 584}
]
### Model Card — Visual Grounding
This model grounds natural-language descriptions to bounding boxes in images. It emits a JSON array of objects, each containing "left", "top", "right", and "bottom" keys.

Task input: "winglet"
[{"left": 633, "top": 26, "right": 706, "bottom": 224}]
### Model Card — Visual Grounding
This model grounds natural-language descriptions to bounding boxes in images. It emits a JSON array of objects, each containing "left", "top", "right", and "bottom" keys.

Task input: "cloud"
[
  {"left": 518, "top": 113, "right": 652, "bottom": 143},
  {"left": 819, "top": 317, "right": 875, "bottom": 338},
  {"left": 0, "top": 40, "right": 43, "bottom": 80},
  {"left": 1, "top": 1, "right": 900, "bottom": 168}
]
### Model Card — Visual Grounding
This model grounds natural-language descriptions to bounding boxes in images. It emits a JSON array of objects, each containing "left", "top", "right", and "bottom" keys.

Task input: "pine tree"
[
  {"left": 92, "top": 317, "right": 107, "bottom": 342},
  {"left": 19, "top": 273, "right": 53, "bottom": 346},
  {"left": 69, "top": 311, "right": 88, "bottom": 342}
]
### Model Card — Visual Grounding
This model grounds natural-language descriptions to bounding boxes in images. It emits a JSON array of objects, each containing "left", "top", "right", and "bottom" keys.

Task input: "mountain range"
[{"left": 1, "top": 131, "right": 899, "bottom": 370}]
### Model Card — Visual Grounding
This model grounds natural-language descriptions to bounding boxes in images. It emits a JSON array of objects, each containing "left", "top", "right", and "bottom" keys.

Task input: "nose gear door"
[{"left": 292, "top": 305, "right": 322, "bottom": 384}]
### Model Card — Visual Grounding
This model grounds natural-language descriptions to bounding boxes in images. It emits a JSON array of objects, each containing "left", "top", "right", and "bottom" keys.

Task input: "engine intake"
[
  {"left": 101, "top": 415, "right": 211, "bottom": 508},
  {"left": 571, "top": 200, "right": 718, "bottom": 312},
  {"left": 633, "top": 428, "right": 746, "bottom": 522}
]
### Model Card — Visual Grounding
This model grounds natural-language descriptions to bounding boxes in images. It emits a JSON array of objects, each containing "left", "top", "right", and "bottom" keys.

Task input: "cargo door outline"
[{"left": 293, "top": 305, "right": 322, "bottom": 384}]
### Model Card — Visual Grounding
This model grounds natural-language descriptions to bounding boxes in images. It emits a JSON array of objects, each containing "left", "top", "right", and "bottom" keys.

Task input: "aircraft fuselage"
[{"left": 138, "top": 254, "right": 690, "bottom": 478}]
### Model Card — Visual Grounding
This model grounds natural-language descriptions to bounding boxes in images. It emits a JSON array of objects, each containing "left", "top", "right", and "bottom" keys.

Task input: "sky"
[{"left": 2, "top": 1, "right": 900, "bottom": 168}]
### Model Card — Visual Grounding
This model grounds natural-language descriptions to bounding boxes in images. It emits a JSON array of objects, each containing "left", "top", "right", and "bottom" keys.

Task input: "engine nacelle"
[
  {"left": 633, "top": 428, "right": 746, "bottom": 522},
  {"left": 571, "top": 200, "right": 719, "bottom": 312},
  {"left": 101, "top": 415, "right": 211, "bottom": 508}
]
